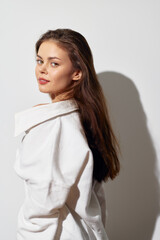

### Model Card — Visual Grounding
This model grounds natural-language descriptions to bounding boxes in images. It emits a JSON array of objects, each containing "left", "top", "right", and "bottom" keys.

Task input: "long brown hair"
[{"left": 35, "top": 28, "right": 121, "bottom": 182}]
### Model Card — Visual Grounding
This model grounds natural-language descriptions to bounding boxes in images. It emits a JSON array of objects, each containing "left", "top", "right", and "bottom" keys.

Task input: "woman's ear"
[{"left": 72, "top": 69, "right": 82, "bottom": 81}]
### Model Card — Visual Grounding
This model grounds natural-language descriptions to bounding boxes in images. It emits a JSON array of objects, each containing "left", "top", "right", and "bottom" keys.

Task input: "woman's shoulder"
[{"left": 32, "top": 103, "right": 49, "bottom": 107}]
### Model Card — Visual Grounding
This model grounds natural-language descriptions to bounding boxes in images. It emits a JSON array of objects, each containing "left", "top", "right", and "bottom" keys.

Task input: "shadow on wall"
[{"left": 98, "top": 72, "right": 159, "bottom": 240}]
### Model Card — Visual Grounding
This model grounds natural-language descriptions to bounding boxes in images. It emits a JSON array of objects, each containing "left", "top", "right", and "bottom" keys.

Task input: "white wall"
[{"left": 0, "top": 0, "right": 159, "bottom": 239}]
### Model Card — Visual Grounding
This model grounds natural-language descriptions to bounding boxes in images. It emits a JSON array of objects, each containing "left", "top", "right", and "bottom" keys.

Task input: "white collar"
[{"left": 14, "top": 98, "right": 79, "bottom": 137}]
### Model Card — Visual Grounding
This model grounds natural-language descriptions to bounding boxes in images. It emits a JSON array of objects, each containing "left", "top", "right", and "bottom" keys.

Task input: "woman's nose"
[{"left": 39, "top": 63, "right": 48, "bottom": 73}]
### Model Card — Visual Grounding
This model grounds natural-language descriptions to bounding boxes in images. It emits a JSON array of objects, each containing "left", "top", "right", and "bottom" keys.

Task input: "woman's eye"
[
  {"left": 36, "top": 59, "right": 58, "bottom": 67},
  {"left": 51, "top": 62, "right": 58, "bottom": 67},
  {"left": 36, "top": 59, "right": 42, "bottom": 64}
]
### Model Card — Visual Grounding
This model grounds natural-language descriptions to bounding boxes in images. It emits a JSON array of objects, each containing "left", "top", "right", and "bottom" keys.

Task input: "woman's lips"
[{"left": 38, "top": 78, "right": 50, "bottom": 85}]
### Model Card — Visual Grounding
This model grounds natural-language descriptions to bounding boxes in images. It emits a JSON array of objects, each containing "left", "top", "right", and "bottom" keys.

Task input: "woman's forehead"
[{"left": 37, "top": 41, "right": 69, "bottom": 60}]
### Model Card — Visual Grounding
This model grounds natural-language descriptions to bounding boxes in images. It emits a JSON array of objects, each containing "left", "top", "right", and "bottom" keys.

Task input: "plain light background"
[{"left": 0, "top": 0, "right": 160, "bottom": 239}]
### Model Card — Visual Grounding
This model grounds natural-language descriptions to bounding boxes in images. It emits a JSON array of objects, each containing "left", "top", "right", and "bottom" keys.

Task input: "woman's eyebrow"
[{"left": 36, "top": 54, "right": 61, "bottom": 60}]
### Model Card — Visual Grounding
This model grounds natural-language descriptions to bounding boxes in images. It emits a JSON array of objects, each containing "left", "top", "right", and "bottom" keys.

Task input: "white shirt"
[{"left": 14, "top": 98, "right": 109, "bottom": 240}]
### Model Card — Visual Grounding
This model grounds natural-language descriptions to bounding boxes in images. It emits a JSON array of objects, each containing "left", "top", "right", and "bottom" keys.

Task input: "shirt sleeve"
[
  {"left": 93, "top": 181, "right": 107, "bottom": 227},
  {"left": 16, "top": 116, "right": 92, "bottom": 240}
]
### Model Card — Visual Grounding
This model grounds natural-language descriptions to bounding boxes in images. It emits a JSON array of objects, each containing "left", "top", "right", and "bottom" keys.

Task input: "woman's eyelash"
[
  {"left": 51, "top": 62, "right": 58, "bottom": 66},
  {"left": 36, "top": 59, "right": 42, "bottom": 63},
  {"left": 36, "top": 59, "right": 58, "bottom": 66}
]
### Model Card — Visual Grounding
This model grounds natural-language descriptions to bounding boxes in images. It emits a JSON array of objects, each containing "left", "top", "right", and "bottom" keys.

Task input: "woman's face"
[{"left": 35, "top": 40, "right": 81, "bottom": 101}]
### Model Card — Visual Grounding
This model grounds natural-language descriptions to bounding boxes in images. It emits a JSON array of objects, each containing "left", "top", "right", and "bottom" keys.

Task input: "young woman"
[{"left": 14, "top": 28, "right": 120, "bottom": 240}]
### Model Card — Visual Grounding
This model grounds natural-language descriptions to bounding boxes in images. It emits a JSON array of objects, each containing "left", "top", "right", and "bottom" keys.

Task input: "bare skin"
[
  {"left": 33, "top": 103, "right": 49, "bottom": 107},
  {"left": 34, "top": 40, "right": 82, "bottom": 106}
]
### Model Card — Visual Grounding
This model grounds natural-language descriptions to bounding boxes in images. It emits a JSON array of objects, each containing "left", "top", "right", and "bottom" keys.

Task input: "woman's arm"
[{"left": 16, "top": 116, "right": 91, "bottom": 240}]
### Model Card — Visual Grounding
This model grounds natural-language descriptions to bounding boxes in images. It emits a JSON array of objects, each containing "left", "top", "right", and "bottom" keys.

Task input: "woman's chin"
[
  {"left": 38, "top": 85, "right": 50, "bottom": 93},
  {"left": 38, "top": 88, "right": 50, "bottom": 94}
]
